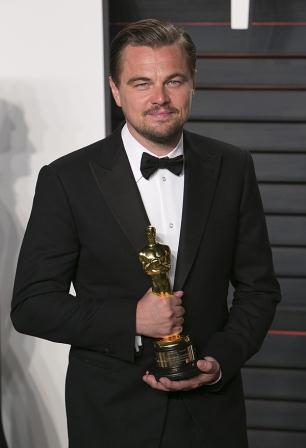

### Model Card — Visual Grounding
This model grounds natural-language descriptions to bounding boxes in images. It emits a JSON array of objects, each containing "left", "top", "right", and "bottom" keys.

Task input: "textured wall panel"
[
  {"left": 190, "top": 91, "right": 306, "bottom": 121},
  {"left": 278, "top": 278, "right": 306, "bottom": 306},
  {"left": 259, "top": 184, "right": 306, "bottom": 213},
  {"left": 242, "top": 367, "right": 306, "bottom": 400},
  {"left": 253, "top": 0, "right": 306, "bottom": 21},
  {"left": 247, "top": 335, "right": 306, "bottom": 368},
  {"left": 248, "top": 430, "right": 306, "bottom": 448},
  {"left": 246, "top": 400, "right": 306, "bottom": 431},
  {"left": 266, "top": 216, "right": 306, "bottom": 246},
  {"left": 253, "top": 154, "right": 306, "bottom": 182},
  {"left": 184, "top": 122, "right": 306, "bottom": 152},
  {"left": 272, "top": 307, "right": 306, "bottom": 331},
  {"left": 196, "top": 59, "right": 306, "bottom": 86},
  {"left": 110, "top": 0, "right": 229, "bottom": 22},
  {"left": 272, "top": 247, "right": 306, "bottom": 277},
  {"left": 182, "top": 26, "right": 306, "bottom": 55}
]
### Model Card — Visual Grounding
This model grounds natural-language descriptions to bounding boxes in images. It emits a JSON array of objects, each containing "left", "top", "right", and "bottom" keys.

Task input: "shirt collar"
[{"left": 121, "top": 123, "right": 184, "bottom": 182}]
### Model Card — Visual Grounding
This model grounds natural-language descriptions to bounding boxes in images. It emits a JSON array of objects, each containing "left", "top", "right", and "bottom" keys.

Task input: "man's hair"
[{"left": 110, "top": 19, "right": 197, "bottom": 85}]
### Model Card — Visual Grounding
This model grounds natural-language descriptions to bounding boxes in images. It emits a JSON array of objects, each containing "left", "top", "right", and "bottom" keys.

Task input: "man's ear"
[{"left": 109, "top": 76, "right": 122, "bottom": 107}]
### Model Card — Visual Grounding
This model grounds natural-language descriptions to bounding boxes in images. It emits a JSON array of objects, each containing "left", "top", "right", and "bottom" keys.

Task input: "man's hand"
[
  {"left": 143, "top": 356, "right": 221, "bottom": 391},
  {"left": 136, "top": 288, "right": 185, "bottom": 338}
]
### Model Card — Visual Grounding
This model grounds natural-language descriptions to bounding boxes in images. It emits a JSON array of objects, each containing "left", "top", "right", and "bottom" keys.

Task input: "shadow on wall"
[{"left": 0, "top": 99, "right": 61, "bottom": 448}]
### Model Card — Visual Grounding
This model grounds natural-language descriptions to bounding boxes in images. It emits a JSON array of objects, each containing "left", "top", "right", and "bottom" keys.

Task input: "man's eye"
[
  {"left": 168, "top": 80, "right": 181, "bottom": 87},
  {"left": 135, "top": 82, "right": 149, "bottom": 89}
]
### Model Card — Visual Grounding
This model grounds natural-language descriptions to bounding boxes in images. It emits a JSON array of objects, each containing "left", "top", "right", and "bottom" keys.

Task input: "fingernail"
[{"left": 175, "top": 290, "right": 184, "bottom": 296}]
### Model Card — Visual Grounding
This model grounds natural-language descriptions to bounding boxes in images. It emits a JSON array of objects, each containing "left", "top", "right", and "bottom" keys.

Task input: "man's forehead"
[
  {"left": 121, "top": 44, "right": 186, "bottom": 63},
  {"left": 119, "top": 44, "right": 189, "bottom": 75}
]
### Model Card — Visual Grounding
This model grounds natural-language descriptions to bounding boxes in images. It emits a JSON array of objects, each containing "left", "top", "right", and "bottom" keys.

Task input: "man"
[{"left": 11, "top": 19, "right": 281, "bottom": 447}]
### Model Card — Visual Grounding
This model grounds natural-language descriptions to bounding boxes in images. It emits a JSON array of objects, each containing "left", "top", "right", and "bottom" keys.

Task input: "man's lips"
[{"left": 144, "top": 109, "right": 177, "bottom": 119}]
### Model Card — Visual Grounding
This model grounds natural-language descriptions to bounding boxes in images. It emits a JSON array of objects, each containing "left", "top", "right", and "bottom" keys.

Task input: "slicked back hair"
[{"left": 110, "top": 19, "right": 197, "bottom": 85}]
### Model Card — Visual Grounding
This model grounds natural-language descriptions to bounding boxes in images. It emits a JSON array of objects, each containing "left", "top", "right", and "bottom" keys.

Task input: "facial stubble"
[{"left": 134, "top": 109, "right": 185, "bottom": 146}]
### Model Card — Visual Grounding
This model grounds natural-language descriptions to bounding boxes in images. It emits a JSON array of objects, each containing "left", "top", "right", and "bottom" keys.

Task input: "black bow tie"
[{"left": 140, "top": 153, "right": 184, "bottom": 180}]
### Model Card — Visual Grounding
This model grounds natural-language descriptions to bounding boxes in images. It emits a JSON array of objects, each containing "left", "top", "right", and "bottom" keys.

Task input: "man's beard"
[{"left": 135, "top": 108, "right": 185, "bottom": 145}]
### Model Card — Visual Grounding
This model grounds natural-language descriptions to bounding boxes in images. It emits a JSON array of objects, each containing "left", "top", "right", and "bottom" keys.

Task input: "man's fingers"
[
  {"left": 143, "top": 364, "right": 221, "bottom": 392},
  {"left": 173, "top": 290, "right": 184, "bottom": 298},
  {"left": 177, "top": 317, "right": 184, "bottom": 326},
  {"left": 158, "top": 376, "right": 200, "bottom": 391},
  {"left": 142, "top": 357, "right": 220, "bottom": 393},
  {"left": 143, "top": 373, "right": 170, "bottom": 391},
  {"left": 170, "top": 296, "right": 182, "bottom": 308},
  {"left": 143, "top": 374, "right": 199, "bottom": 392},
  {"left": 174, "top": 307, "right": 185, "bottom": 317},
  {"left": 136, "top": 289, "right": 185, "bottom": 337},
  {"left": 197, "top": 356, "right": 220, "bottom": 375}
]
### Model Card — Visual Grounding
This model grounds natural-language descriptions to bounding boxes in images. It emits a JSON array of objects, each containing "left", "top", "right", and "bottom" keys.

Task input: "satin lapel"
[
  {"left": 174, "top": 134, "right": 222, "bottom": 290},
  {"left": 89, "top": 134, "right": 150, "bottom": 253}
]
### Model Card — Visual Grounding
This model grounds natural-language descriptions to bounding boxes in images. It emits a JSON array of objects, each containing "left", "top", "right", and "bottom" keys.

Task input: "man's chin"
[{"left": 138, "top": 124, "right": 183, "bottom": 145}]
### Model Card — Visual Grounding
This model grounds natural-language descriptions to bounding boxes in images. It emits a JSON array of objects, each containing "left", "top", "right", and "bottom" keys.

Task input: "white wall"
[{"left": 0, "top": 1, "right": 105, "bottom": 446}]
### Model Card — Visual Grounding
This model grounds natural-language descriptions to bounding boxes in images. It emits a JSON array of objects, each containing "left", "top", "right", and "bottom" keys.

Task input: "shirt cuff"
[{"left": 135, "top": 335, "right": 142, "bottom": 352}]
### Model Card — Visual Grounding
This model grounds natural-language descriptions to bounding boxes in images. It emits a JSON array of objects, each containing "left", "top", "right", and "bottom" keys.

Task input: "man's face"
[{"left": 109, "top": 44, "right": 194, "bottom": 150}]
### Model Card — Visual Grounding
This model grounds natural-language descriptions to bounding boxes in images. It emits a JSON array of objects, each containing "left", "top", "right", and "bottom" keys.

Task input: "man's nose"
[{"left": 150, "top": 84, "right": 170, "bottom": 105}]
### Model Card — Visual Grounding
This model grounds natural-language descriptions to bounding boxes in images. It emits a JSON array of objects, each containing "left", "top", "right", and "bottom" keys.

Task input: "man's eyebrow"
[
  {"left": 165, "top": 73, "right": 188, "bottom": 81},
  {"left": 127, "top": 77, "right": 151, "bottom": 85},
  {"left": 126, "top": 73, "right": 189, "bottom": 85}
]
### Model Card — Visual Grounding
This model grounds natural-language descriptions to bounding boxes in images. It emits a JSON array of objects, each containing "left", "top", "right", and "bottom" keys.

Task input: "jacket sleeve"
[
  {"left": 11, "top": 165, "right": 137, "bottom": 363},
  {"left": 201, "top": 151, "right": 281, "bottom": 388}
]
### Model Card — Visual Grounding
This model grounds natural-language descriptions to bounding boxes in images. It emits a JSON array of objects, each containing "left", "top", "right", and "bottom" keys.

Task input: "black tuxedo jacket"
[{"left": 12, "top": 128, "right": 281, "bottom": 448}]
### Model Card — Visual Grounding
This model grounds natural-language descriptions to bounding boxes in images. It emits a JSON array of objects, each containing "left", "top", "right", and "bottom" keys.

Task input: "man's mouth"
[{"left": 144, "top": 108, "right": 177, "bottom": 120}]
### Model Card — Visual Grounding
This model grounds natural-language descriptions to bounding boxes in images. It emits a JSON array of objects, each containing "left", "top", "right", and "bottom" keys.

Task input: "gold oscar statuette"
[{"left": 139, "top": 226, "right": 199, "bottom": 380}]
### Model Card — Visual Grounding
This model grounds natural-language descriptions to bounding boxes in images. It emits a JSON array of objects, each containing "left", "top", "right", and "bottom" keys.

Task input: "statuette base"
[{"left": 152, "top": 334, "right": 200, "bottom": 380}]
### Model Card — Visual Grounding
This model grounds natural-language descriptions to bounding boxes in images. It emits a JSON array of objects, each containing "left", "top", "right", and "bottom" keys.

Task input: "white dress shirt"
[
  {"left": 122, "top": 123, "right": 184, "bottom": 287},
  {"left": 121, "top": 123, "right": 184, "bottom": 351}
]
